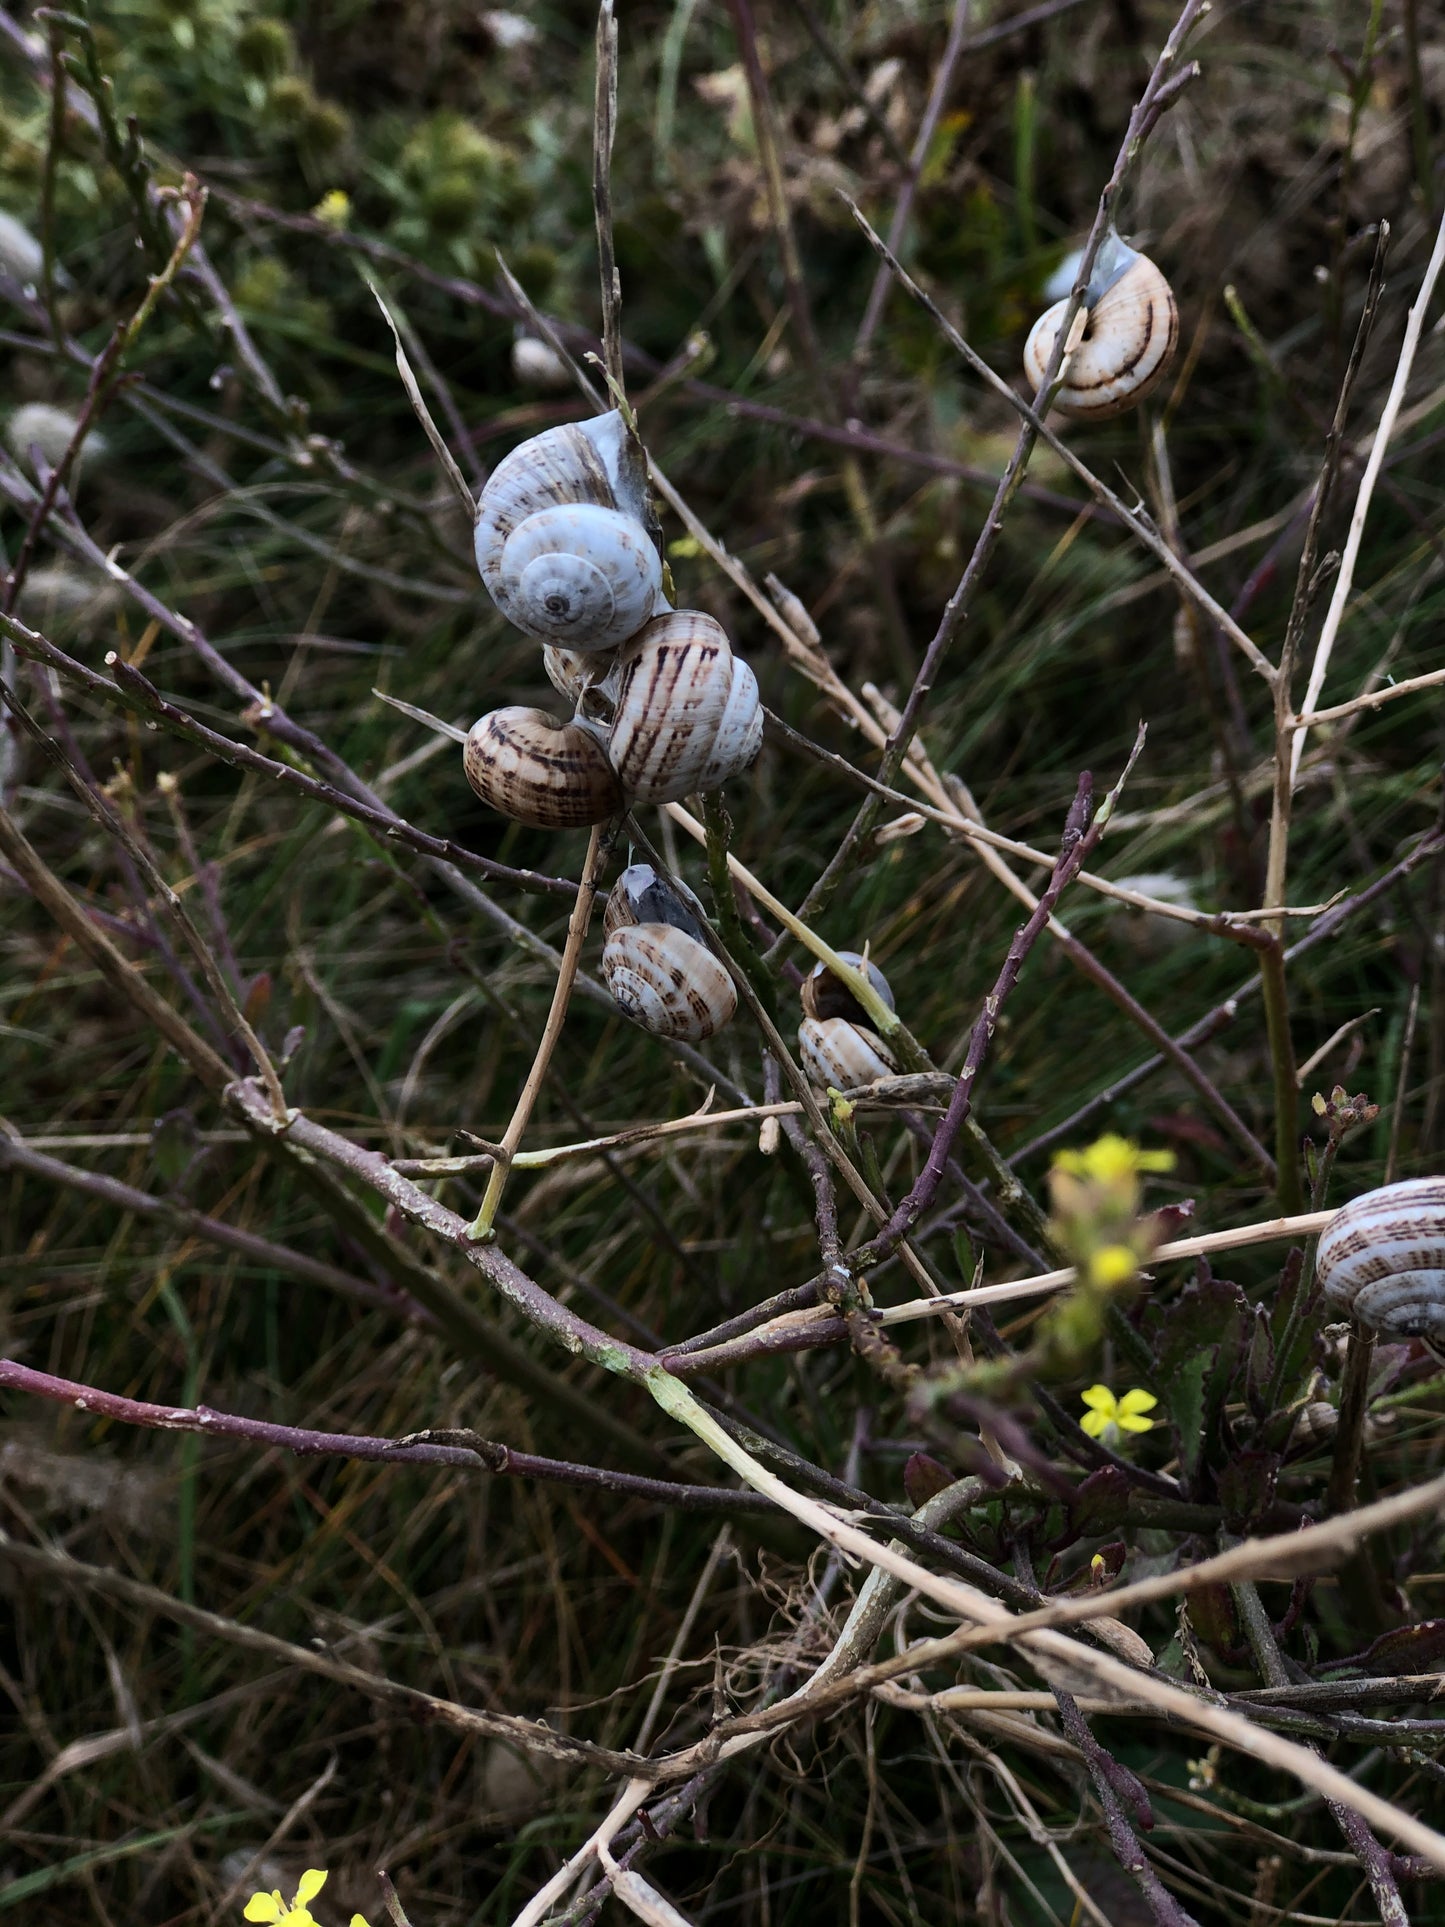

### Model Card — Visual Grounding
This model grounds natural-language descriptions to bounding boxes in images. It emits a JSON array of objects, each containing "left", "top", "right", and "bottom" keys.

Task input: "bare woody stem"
[{"left": 468, "top": 822, "right": 612, "bottom": 1239}]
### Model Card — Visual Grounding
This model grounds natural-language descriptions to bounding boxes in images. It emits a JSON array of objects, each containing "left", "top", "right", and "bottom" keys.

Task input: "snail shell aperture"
[
  {"left": 608, "top": 610, "right": 735, "bottom": 803},
  {"left": 474, "top": 411, "right": 663, "bottom": 652},
  {"left": 1316, "top": 1177, "right": 1445, "bottom": 1340},
  {"left": 602, "top": 924, "right": 737, "bottom": 1041},
  {"left": 798, "top": 1015, "right": 898, "bottom": 1093},
  {"left": 800, "top": 950, "right": 895, "bottom": 1026},
  {"left": 603, "top": 862, "right": 710, "bottom": 947},
  {"left": 1023, "top": 231, "right": 1178, "bottom": 420},
  {"left": 464, "top": 705, "right": 622, "bottom": 829}
]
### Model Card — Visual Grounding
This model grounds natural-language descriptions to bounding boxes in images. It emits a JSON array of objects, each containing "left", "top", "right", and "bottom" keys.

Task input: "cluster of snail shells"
[
  {"left": 1023, "top": 230, "right": 1178, "bottom": 420},
  {"left": 1316, "top": 1177, "right": 1445, "bottom": 1342},
  {"left": 464, "top": 411, "right": 762, "bottom": 829},
  {"left": 798, "top": 951, "right": 899, "bottom": 1094},
  {"left": 601, "top": 863, "right": 736, "bottom": 1042}
]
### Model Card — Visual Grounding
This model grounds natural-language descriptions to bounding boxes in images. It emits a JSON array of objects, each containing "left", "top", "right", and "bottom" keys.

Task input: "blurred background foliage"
[{"left": 1, "top": 0, "right": 1443, "bottom": 1920}]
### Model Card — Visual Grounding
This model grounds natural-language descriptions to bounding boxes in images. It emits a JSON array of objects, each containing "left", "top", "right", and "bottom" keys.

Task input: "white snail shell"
[
  {"left": 463, "top": 705, "right": 622, "bottom": 829},
  {"left": 1316, "top": 1178, "right": 1445, "bottom": 1340},
  {"left": 608, "top": 610, "right": 735, "bottom": 803},
  {"left": 798, "top": 1015, "right": 898, "bottom": 1093},
  {"left": 474, "top": 411, "right": 663, "bottom": 652},
  {"left": 698, "top": 656, "right": 763, "bottom": 792},
  {"left": 800, "top": 950, "right": 895, "bottom": 1025},
  {"left": 1023, "top": 232, "right": 1178, "bottom": 420},
  {"left": 602, "top": 924, "right": 737, "bottom": 1041}
]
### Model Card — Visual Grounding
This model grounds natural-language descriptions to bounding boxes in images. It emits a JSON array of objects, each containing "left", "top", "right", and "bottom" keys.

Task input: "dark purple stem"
[{"left": 0, "top": 1361, "right": 774, "bottom": 1515}]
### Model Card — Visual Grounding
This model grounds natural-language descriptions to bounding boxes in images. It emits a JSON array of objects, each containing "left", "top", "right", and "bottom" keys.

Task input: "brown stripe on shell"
[
  {"left": 1023, "top": 255, "right": 1178, "bottom": 421},
  {"left": 464, "top": 706, "right": 622, "bottom": 829},
  {"left": 1316, "top": 1177, "right": 1445, "bottom": 1336},
  {"left": 601, "top": 924, "right": 737, "bottom": 1040},
  {"left": 609, "top": 611, "right": 734, "bottom": 804}
]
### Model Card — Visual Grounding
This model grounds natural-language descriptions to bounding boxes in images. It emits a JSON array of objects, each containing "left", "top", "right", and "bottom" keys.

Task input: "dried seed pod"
[
  {"left": 602, "top": 924, "right": 737, "bottom": 1041},
  {"left": 1315, "top": 1177, "right": 1445, "bottom": 1340},
  {"left": 800, "top": 949, "right": 895, "bottom": 1025},
  {"left": 608, "top": 610, "right": 734, "bottom": 803},
  {"left": 798, "top": 1015, "right": 898, "bottom": 1093},
  {"left": 463, "top": 706, "right": 621, "bottom": 829},
  {"left": 698, "top": 655, "right": 763, "bottom": 792},
  {"left": 474, "top": 411, "right": 663, "bottom": 652},
  {"left": 1023, "top": 231, "right": 1178, "bottom": 420},
  {"left": 602, "top": 862, "right": 710, "bottom": 947}
]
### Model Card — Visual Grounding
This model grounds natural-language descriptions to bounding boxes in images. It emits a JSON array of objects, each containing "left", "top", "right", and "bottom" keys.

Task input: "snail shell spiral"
[
  {"left": 602, "top": 924, "right": 737, "bottom": 1041},
  {"left": 800, "top": 950, "right": 895, "bottom": 1025},
  {"left": 1023, "top": 232, "right": 1178, "bottom": 420},
  {"left": 474, "top": 411, "right": 663, "bottom": 652},
  {"left": 1315, "top": 1177, "right": 1445, "bottom": 1340},
  {"left": 463, "top": 705, "right": 622, "bottom": 829},
  {"left": 798, "top": 1015, "right": 898, "bottom": 1093},
  {"left": 698, "top": 655, "right": 764, "bottom": 792},
  {"left": 609, "top": 610, "right": 735, "bottom": 803}
]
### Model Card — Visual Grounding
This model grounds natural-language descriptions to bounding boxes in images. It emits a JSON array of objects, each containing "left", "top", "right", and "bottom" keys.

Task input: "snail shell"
[
  {"left": 602, "top": 924, "right": 737, "bottom": 1041},
  {"left": 543, "top": 643, "right": 620, "bottom": 718},
  {"left": 603, "top": 862, "right": 710, "bottom": 947},
  {"left": 1023, "top": 232, "right": 1178, "bottom": 420},
  {"left": 474, "top": 411, "right": 663, "bottom": 652},
  {"left": 608, "top": 610, "right": 735, "bottom": 804},
  {"left": 698, "top": 655, "right": 763, "bottom": 792},
  {"left": 798, "top": 1016, "right": 898, "bottom": 1093},
  {"left": 464, "top": 705, "right": 622, "bottom": 829},
  {"left": 1316, "top": 1177, "right": 1445, "bottom": 1340},
  {"left": 800, "top": 950, "right": 895, "bottom": 1025}
]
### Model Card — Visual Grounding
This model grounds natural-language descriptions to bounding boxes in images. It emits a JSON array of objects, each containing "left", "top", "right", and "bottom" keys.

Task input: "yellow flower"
[
  {"left": 1080, "top": 1384, "right": 1157, "bottom": 1442},
  {"left": 1053, "top": 1135, "right": 1175, "bottom": 1183},
  {"left": 311, "top": 189, "right": 351, "bottom": 228},
  {"left": 1087, "top": 1243, "right": 1138, "bottom": 1290},
  {"left": 243, "top": 1870, "right": 371, "bottom": 1927}
]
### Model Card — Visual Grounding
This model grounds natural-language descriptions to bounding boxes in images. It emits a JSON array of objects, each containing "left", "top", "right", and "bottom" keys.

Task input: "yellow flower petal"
[
  {"left": 1079, "top": 1409, "right": 1110, "bottom": 1438},
  {"left": 296, "top": 1873, "right": 328, "bottom": 1906},
  {"left": 1116, "top": 1411, "right": 1156, "bottom": 1433},
  {"left": 245, "top": 1899, "right": 283, "bottom": 1924},
  {"left": 351, "top": 1916, "right": 373, "bottom": 1927},
  {"left": 1079, "top": 1385, "right": 1118, "bottom": 1414},
  {"left": 1118, "top": 1389, "right": 1158, "bottom": 1417}
]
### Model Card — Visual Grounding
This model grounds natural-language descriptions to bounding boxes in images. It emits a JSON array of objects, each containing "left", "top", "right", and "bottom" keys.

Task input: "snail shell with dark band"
[
  {"left": 1316, "top": 1177, "right": 1445, "bottom": 1340},
  {"left": 801, "top": 950, "right": 896, "bottom": 1025},
  {"left": 1023, "top": 231, "right": 1178, "bottom": 420},
  {"left": 602, "top": 926, "right": 737, "bottom": 1041},
  {"left": 463, "top": 706, "right": 622, "bottom": 829},
  {"left": 474, "top": 411, "right": 663, "bottom": 652}
]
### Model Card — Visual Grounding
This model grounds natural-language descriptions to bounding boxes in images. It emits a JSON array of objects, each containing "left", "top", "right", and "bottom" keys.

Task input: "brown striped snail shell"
[
  {"left": 1315, "top": 1177, "right": 1445, "bottom": 1340},
  {"left": 464, "top": 705, "right": 622, "bottom": 829},
  {"left": 602, "top": 924, "right": 737, "bottom": 1041},
  {"left": 543, "top": 643, "right": 620, "bottom": 718},
  {"left": 698, "top": 655, "right": 763, "bottom": 791},
  {"left": 474, "top": 411, "right": 663, "bottom": 652},
  {"left": 800, "top": 950, "right": 895, "bottom": 1025},
  {"left": 1023, "top": 231, "right": 1178, "bottom": 420},
  {"left": 798, "top": 1015, "right": 898, "bottom": 1093},
  {"left": 608, "top": 610, "right": 735, "bottom": 803}
]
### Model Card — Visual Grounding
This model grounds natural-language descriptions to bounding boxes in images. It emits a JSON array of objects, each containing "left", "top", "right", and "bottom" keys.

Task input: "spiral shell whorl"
[
  {"left": 463, "top": 706, "right": 622, "bottom": 828},
  {"left": 602, "top": 925, "right": 737, "bottom": 1041},
  {"left": 1316, "top": 1177, "right": 1445, "bottom": 1340},
  {"left": 800, "top": 950, "right": 895, "bottom": 1025},
  {"left": 474, "top": 412, "right": 663, "bottom": 651},
  {"left": 699, "top": 656, "right": 764, "bottom": 792},
  {"left": 798, "top": 1016, "right": 898, "bottom": 1093},
  {"left": 1024, "top": 242, "right": 1178, "bottom": 420}
]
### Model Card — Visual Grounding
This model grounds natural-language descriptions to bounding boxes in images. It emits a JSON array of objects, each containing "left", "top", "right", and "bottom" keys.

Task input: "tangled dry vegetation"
[{"left": 2, "top": 0, "right": 1445, "bottom": 1921}]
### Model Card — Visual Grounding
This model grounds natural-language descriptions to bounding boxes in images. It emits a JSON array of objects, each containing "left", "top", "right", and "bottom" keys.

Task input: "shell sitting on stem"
[
  {"left": 1023, "top": 230, "right": 1178, "bottom": 420},
  {"left": 1316, "top": 1177, "right": 1445, "bottom": 1341},
  {"left": 600, "top": 864, "right": 736, "bottom": 1041}
]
